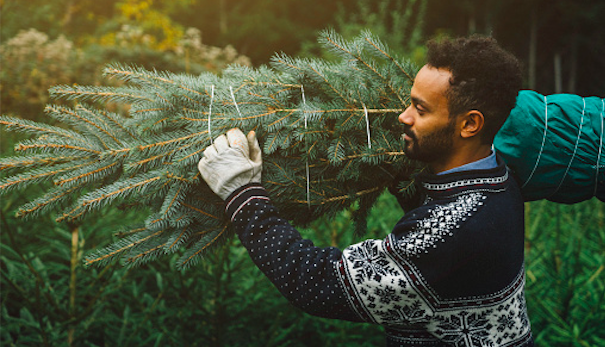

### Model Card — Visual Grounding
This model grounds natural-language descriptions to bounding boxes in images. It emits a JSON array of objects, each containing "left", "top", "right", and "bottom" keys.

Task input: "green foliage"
[
  {"left": 0, "top": 184, "right": 387, "bottom": 346},
  {"left": 326, "top": 0, "right": 427, "bottom": 63},
  {"left": 174, "top": 0, "right": 342, "bottom": 64},
  {"left": 1, "top": 30, "right": 422, "bottom": 269},
  {"left": 3, "top": 189, "right": 602, "bottom": 346},
  {"left": 524, "top": 199, "right": 605, "bottom": 346}
]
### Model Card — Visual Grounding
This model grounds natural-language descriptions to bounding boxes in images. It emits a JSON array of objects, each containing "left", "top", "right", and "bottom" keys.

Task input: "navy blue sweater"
[{"left": 225, "top": 161, "right": 533, "bottom": 346}]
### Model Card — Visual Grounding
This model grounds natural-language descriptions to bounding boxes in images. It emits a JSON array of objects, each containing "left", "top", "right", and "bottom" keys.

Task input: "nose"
[{"left": 398, "top": 105, "right": 413, "bottom": 125}]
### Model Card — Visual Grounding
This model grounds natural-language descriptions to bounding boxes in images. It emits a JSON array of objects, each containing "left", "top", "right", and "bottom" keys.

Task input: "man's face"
[{"left": 398, "top": 65, "right": 457, "bottom": 164}]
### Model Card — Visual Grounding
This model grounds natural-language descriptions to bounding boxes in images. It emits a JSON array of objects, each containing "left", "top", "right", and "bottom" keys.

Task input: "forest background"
[{"left": 1, "top": 0, "right": 604, "bottom": 346}]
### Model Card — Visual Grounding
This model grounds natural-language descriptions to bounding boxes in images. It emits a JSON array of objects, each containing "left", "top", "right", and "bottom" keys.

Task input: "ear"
[{"left": 459, "top": 110, "right": 485, "bottom": 139}]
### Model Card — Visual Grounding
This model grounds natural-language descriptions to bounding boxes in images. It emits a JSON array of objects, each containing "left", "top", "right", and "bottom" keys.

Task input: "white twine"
[
  {"left": 552, "top": 97, "right": 586, "bottom": 196},
  {"left": 230, "top": 86, "right": 243, "bottom": 118},
  {"left": 595, "top": 99, "right": 605, "bottom": 196},
  {"left": 522, "top": 95, "right": 549, "bottom": 189},
  {"left": 363, "top": 103, "right": 372, "bottom": 149},
  {"left": 208, "top": 85, "right": 215, "bottom": 144},
  {"left": 301, "top": 86, "right": 311, "bottom": 208}
]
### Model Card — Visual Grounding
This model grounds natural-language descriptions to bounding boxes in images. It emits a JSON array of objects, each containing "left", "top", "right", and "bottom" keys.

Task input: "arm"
[
  {"left": 198, "top": 129, "right": 433, "bottom": 325},
  {"left": 225, "top": 183, "right": 434, "bottom": 325}
]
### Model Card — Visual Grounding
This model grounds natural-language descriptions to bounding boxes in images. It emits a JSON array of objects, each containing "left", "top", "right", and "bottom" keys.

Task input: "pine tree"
[{"left": 0, "top": 30, "right": 423, "bottom": 269}]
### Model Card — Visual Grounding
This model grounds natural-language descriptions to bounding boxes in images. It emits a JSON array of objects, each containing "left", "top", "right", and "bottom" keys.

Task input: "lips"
[{"left": 402, "top": 130, "right": 415, "bottom": 143}]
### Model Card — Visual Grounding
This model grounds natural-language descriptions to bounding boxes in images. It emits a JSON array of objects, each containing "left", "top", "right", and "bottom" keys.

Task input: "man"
[{"left": 198, "top": 36, "right": 533, "bottom": 346}]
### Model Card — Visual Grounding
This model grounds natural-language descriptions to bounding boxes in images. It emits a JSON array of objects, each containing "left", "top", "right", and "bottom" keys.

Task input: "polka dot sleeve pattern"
[{"left": 225, "top": 183, "right": 365, "bottom": 322}]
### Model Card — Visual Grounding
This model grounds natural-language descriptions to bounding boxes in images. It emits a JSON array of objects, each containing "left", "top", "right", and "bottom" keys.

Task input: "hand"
[
  {"left": 388, "top": 167, "right": 424, "bottom": 212},
  {"left": 198, "top": 128, "right": 262, "bottom": 200}
]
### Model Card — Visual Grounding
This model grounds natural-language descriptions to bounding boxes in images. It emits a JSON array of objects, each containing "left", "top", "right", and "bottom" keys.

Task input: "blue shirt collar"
[{"left": 437, "top": 150, "right": 497, "bottom": 175}]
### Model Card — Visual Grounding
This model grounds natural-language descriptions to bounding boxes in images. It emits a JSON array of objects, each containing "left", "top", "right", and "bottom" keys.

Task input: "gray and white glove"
[{"left": 198, "top": 128, "right": 262, "bottom": 200}]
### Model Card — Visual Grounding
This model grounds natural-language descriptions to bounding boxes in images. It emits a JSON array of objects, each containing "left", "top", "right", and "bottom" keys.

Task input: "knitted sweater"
[{"left": 226, "top": 160, "right": 533, "bottom": 347}]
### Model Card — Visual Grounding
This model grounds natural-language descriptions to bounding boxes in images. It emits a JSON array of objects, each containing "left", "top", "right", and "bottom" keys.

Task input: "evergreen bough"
[{"left": 1, "top": 30, "right": 423, "bottom": 269}]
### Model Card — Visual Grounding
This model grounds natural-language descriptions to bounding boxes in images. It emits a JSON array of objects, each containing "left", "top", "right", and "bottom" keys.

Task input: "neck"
[{"left": 429, "top": 144, "right": 492, "bottom": 174}]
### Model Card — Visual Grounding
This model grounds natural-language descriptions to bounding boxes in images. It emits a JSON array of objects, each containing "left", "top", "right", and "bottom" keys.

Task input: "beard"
[{"left": 403, "top": 119, "right": 456, "bottom": 163}]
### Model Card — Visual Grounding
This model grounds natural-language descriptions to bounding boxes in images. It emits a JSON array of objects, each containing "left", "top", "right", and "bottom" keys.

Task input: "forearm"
[{"left": 225, "top": 184, "right": 364, "bottom": 322}]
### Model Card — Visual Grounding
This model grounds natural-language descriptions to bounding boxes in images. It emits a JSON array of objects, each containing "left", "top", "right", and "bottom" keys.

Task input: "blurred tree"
[
  {"left": 546, "top": 0, "right": 604, "bottom": 94},
  {"left": 298, "top": 0, "right": 428, "bottom": 66},
  {"left": 0, "top": 186, "right": 386, "bottom": 346},
  {"left": 0, "top": 27, "right": 250, "bottom": 123},
  {"left": 1, "top": 0, "right": 118, "bottom": 41},
  {"left": 424, "top": 0, "right": 605, "bottom": 95},
  {"left": 3, "top": 0, "right": 603, "bottom": 93},
  {"left": 174, "top": 0, "right": 341, "bottom": 64},
  {"left": 334, "top": 0, "right": 427, "bottom": 60},
  {"left": 524, "top": 199, "right": 605, "bottom": 346},
  {"left": 0, "top": 29, "right": 82, "bottom": 119}
]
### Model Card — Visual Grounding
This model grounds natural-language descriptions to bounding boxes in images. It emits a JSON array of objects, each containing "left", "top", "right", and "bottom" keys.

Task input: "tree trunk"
[
  {"left": 528, "top": 6, "right": 537, "bottom": 90},
  {"left": 219, "top": 0, "right": 228, "bottom": 35},
  {"left": 68, "top": 224, "right": 80, "bottom": 347},
  {"left": 468, "top": 14, "right": 477, "bottom": 34},
  {"left": 485, "top": 0, "right": 493, "bottom": 35},
  {"left": 554, "top": 52, "right": 563, "bottom": 93},
  {"left": 567, "top": 32, "right": 578, "bottom": 93},
  {"left": 62, "top": 0, "right": 76, "bottom": 29}
]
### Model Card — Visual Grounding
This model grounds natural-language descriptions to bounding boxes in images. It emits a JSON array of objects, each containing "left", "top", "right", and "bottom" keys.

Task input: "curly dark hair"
[{"left": 426, "top": 35, "right": 522, "bottom": 144}]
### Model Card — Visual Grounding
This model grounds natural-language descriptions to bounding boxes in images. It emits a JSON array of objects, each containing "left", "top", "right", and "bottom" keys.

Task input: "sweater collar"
[{"left": 416, "top": 155, "right": 510, "bottom": 199}]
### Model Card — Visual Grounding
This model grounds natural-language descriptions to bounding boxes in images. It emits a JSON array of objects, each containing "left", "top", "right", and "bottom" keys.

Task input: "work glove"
[{"left": 198, "top": 128, "right": 262, "bottom": 200}]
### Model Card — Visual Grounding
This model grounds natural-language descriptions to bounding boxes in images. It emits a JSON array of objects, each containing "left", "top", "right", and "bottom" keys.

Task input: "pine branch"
[
  {"left": 50, "top": 85, "right": 154, "bottom": 104},
  {"left": 360, "top": 29, "right": 415, "bottom": 82},
  {"left": 0, "top": 159, "right": 97, "bottom": 194},
  {"left": 103, "top": 63, "right": 178, "bottom": 90},
  {"left": 0, "top": 155, "right": 84, "bottom": 173},
  {"left": 45, "top": 105, "right": 122, "bottom": 148},
  {"left": 58, "top": 171, "right": 166, "bottom": 222},
  {"left": 176, "top": 226, "right": 230, "bottom": 269},
  {"left": 319, "top": 29, "right": 406, "bottom": 105},
  {"left": 0, "top": 116, "right": 87, "bottom": 142},
  {"left": 84, "top": 229, "right": 165, "bottom": 267},
  {"left": 16, "top": 184, "right": 84, "bottom": 219},
  {"left": 55, "top": 158, "right": 124, "bottom": 188}
]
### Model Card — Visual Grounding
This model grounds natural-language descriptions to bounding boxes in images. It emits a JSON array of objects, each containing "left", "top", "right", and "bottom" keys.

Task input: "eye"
[{"left": 415, "top": 104, "right": 425, "bottom": 114}]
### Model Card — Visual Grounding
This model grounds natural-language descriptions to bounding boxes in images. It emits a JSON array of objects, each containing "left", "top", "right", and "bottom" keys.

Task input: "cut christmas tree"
[{"left": 0, "top": 30, "right": 423, "bottom": 269}]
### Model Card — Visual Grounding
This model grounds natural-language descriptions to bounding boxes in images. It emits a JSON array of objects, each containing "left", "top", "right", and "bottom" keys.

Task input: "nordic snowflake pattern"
[
  {"left": 335, "top": 191, "right": 532, "bottom": 346},
  {"left": 393, "top": 192, "right": 486, "bottom": 258}
]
